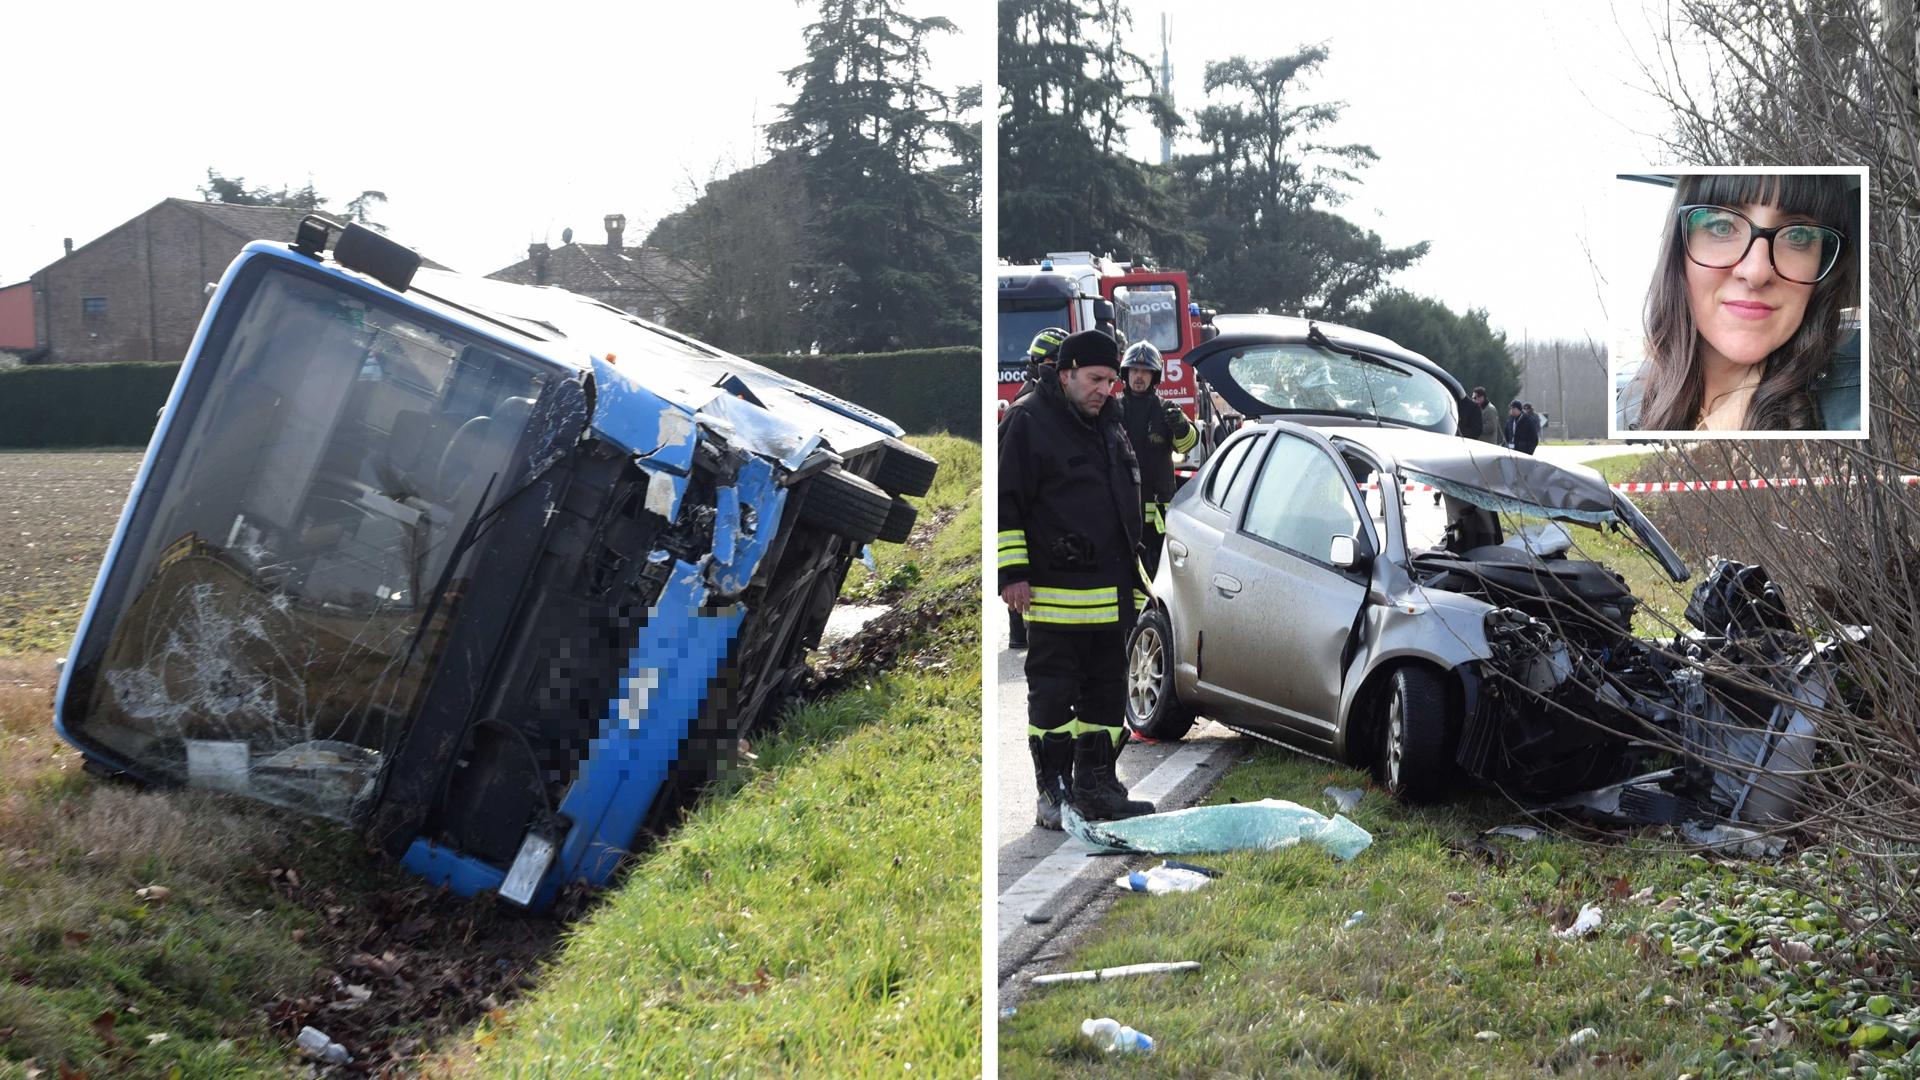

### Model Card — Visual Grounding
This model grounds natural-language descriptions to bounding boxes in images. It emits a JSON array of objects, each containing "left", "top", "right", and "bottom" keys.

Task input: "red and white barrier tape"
[{"left": 1359, "top": 476, "right": 1920, "bottom": 494}]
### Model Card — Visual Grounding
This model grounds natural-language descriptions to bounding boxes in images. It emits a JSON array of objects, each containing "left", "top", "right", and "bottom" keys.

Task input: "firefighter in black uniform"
[
  {"left": 999, "top": 330, "right": 1156, "bottom": 828},
  {"left": 1006, "top": 327, "right": 1067, "bottom": 651},
  {"left": 1117, "top": 341, "right": 1196, "bottom": 588}
]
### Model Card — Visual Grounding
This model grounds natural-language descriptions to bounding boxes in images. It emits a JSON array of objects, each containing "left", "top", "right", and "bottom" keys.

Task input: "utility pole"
[
  {"left": 1554, "top": 341, "right": 1566, "bottom": 439},
  {"left": 1159, "top": 14, "right": 1174, "bottom": 166}
]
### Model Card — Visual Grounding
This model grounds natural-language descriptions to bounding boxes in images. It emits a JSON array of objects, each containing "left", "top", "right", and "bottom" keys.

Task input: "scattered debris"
[
  {"left": 1567, "top": 1027, "right": 1600, "bottom": 1047},
  {"left": 1113, "top": 865, "right": 1213, "bottom": 894},
  {"left": 134, "top": 885, "right": 171, "bottom": 903},
  {"left": 1474, "top": 1030, "right": 1501, "bottom": 1042},
  {"left": 1081, "top": 1017, "right": 1154, "bottom": 1053},
  {"left": 1342, "top": 911, "right": 1367, "bottom": 930},
  {"left": 1063, "top": 799, "right": 1371, "bottom": 860},
  {"left": 1484, "top": 825, "right": 1542, "bottom": 842},
  {"left": 1031, "top": 962, "right": 1202, "bottom": 986},
  {"left": 296, "top": 1025, "right": 352, "bottom": 1065},
  {"left": 1679, "top": 821, "right": 1787, "bottom": 858},
  {"left": 1323, "top": 786, "right": 1364, "bottom": 814},
  {"left": 1554, "top": 904, "right": 1603, "bottom": 940}
]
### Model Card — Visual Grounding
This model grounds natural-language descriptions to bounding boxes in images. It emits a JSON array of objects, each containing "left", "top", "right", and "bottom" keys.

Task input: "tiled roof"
[
  {"left": 166, "top": 198, "right": 310, "bottom": 241},
  {"left": 487, "top": 242, "right": 702, "bottom": 323}
]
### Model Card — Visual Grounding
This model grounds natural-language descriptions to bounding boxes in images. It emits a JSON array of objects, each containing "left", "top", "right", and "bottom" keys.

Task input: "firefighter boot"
[
  {"left": 1069, "top": 730, "right": 1155, "bottom": 821},
  {"left": 1028, "top": 733, "right": 1074, "bottom": 830}
]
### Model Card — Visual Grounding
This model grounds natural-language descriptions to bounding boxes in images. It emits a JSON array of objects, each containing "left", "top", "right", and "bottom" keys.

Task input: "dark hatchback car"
[{"left": 1127, "top": 315, "right": 1842, "bottom": 823}]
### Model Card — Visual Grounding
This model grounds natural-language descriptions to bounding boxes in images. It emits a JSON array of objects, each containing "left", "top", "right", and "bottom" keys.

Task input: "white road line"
[{"left": 997, "top": 740, "right": 1223, "bottom": 944}]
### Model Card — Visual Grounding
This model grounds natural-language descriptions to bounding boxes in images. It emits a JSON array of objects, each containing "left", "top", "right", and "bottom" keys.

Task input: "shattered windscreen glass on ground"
[{"left": 55, "top": 223, "right": 938, "bottom": 909}]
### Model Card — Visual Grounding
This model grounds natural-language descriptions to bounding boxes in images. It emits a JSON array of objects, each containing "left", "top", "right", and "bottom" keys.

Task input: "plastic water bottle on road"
[{"left": 1082, "top": 1017, "right": 1155, "bottom": 1053}]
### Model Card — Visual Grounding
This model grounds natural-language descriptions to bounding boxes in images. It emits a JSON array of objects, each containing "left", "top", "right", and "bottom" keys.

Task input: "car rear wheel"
[
  {"left": 1375, "top": 665, "right": 1450, "bottom": 804},
  {"left": 1124, "top": 607, "right": 1195, "bottom": 741}
]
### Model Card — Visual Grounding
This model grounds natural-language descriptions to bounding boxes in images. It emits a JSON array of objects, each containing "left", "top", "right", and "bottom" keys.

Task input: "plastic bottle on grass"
[{"left": 1082, "top": 1017, "right": 1154, "bottom": 1053}]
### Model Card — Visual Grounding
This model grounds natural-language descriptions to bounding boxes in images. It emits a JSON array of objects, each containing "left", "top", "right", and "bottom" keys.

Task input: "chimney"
[
  {"left": 63, "top": 238, "right": 73, "bottom": 256},
  {"left": 604, "top": 214, "right": 626, "bottom": 252},
  {"left": 528, "top": 242, "right": 550, "bottom": 284}
]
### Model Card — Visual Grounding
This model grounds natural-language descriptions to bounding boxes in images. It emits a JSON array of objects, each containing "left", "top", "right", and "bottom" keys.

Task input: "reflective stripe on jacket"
[{"left": 998, "top": 374, "right": 1142, "bottom": 631}]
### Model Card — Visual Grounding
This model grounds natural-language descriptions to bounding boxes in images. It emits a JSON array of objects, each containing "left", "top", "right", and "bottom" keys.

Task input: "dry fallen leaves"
[{"left": 89, "top": 1010, "right": 118, "bottom": 1048}]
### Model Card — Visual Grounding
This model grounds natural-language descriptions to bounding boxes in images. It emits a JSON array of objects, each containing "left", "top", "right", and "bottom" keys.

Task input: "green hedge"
[
  {"left": 0, "top": 347, "right": 982, "bottom": 451},
  {"left": 750, "top": 347, "right": 980, "bottom": 440},
  {"left": 0, "top": 362, "right": 181, "bottom": 448}
]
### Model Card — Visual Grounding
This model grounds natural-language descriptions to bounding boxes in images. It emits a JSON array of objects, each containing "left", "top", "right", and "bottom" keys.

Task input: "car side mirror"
[{"left": 1329, "top": 534, "right": 1362, "bottom": 569}]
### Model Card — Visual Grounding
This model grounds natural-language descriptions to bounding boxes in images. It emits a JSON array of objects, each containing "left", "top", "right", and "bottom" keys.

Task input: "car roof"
[{"left": 1312, "top": 423, "right": 1615, "bottom": 515}]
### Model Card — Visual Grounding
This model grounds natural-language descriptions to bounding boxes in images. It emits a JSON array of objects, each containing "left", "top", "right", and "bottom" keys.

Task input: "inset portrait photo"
[{"left": 1610, "top": 169, "right": 1867, "bottom": 438}]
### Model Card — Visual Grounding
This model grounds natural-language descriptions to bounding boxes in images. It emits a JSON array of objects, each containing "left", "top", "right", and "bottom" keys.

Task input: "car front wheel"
[
  {"left": 1375, "top": 665, "right": 1450, "bottom": 803},
  {"left": 1125, "top": 607, "right": 1195, "bottom": 741}
]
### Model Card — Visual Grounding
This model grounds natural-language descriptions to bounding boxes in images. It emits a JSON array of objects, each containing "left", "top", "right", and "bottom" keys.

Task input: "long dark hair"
[{"left": 1634, "top": 174, "right": 1856, "bottom": 431}]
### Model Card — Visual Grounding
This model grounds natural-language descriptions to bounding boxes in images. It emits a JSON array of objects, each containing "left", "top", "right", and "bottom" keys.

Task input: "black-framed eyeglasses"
[{"left": 1677, "top": 204, "right": 1845, "bottom": 284}]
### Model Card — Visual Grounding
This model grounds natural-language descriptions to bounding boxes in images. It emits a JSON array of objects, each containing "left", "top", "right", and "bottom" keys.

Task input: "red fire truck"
[{"left": 996, "top": 252, "right": 1214, "bottom": 419}]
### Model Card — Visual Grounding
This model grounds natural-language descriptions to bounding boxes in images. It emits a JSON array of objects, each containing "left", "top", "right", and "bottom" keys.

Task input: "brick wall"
[{"left": 30, "top": 202, "right": 259, "bottom": 364}]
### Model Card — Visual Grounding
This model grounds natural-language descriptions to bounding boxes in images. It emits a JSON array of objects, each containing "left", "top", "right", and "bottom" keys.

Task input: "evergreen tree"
[
  {"left": 1174, "top": 48, "right": 1426, "bottom": 319},
  {"left": 199, "top": 168, "right": 388, "bottom": 232},
  {"left": 769, "top": 0, "right": 979, "bottom": 352},
  {"left": 998, "top": 0, "right": 1192, "bottom": 263},
  {"left": 1350, "top": 290, "right": 1520, "bottom": 408}
]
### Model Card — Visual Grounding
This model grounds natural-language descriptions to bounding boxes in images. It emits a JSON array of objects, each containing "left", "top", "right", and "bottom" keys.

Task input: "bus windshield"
[{"left": 60, "top": 263, "right": 547, "bottom": 822}]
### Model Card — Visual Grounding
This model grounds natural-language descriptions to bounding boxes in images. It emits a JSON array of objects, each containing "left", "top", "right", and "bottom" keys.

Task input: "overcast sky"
[
  {"left": 1120, "top": 0, "right": 1693, "bottom": 343},
  {"left": 1, "top": 0, "right": 980, "bottom": 286}
]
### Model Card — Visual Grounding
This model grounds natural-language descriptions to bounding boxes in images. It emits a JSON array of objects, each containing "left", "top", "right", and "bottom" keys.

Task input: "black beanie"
[{"left": 1057, "top": 330, "right": 1121, "bottom": 371}]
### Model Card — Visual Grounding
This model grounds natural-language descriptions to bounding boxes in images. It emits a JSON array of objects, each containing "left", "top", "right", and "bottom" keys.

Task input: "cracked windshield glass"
[{"left": 63, "top": 265, "right": 544, "bottom": 821}]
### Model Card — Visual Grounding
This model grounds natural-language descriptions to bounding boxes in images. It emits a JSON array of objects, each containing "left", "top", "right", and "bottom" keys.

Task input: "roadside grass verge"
[
  {"left": 999, "top": 748, "right": 1873, "bottom": 1078},
  {"left": 466, "top": 437, "right": 982, "bottom": 1077}
]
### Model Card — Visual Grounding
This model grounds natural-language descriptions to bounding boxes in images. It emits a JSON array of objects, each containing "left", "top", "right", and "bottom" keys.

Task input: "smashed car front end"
[
  {"left": 54, "top": 224, "right": 933, "bottom": 909},
  {"left": 1378, "top": 443, "right": 1856, "bottom": 822}
]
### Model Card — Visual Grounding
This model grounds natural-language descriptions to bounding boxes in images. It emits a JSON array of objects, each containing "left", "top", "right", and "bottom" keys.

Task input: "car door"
[
  {"left": 1161, "top": 428, "right": 1264, "bottom": 707},
  {"left": 1198, "top": 428, "right": 1374, "bottom": 743}
]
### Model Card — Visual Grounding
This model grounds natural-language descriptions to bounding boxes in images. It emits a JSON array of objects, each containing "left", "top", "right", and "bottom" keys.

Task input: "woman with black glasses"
[{"left": 1621, "top": 173, "right": 1858, "bottom": 432}]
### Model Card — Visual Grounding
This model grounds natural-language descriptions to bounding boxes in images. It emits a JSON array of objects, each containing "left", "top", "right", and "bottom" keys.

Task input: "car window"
[
  {"left": 1203, "top": 431, "right": 1259, "bottom": 507},
  {"left": 1241, "top": 433, "right": 1365, "bottom": 562},
  {"left": 1222, "top": 343, "right": 1453, "bottom": 427}
]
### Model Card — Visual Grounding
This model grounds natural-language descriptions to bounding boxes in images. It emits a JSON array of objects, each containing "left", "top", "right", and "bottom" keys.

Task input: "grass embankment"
[
  {"left": 0, "top": 436, "right": 983, "bottom": 1078},
  {"left": 1000, "top": 751, "right": 1899, "bottom": 1078},
  {"left": 463, "top": 434, "right": 982, "bottom": 1077}
]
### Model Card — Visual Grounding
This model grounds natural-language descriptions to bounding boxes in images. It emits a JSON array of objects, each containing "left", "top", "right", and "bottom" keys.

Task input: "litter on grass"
[
  {"left": 1342, "top": 910, "right": 1367, "bottom": 929},
  {"left": 1064, "top": 799, "right": 1372, "bottom": 859},
  {"left": 1680, "top": 821, "right": 1787, "bottom": 857},
  {"left": 1485, "top": 825, "right": 1543, "bottom": 842},
  {"left": 1114, "top": 865, "right": 1213, "bottom": 894},
  {"left": 1324, "top": 786, "right": 1364, "bottom": 813},
  {"left": 1554, "top": 903, "right": 1603, "bottom": 940},
  {"left": 1031, "top": 961, "right": 1202, "bottom": 985}
]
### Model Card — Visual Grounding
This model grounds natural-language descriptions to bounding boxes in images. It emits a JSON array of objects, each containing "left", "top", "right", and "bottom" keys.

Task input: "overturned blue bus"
[{"left": 52, "top": 218, "right": 935, "bottom": 911}]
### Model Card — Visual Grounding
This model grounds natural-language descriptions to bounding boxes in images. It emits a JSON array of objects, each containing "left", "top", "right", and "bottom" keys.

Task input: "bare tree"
[{"left": 1630, "top": 0, "right": 1920, "bottom": 961}]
